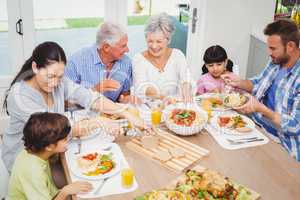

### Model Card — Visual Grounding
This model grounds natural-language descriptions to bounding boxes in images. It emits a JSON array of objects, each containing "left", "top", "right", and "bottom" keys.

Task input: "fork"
[
  {"left": 228, "top": 137, "right": 258, "bottom": 141},
  {"left": 93, "top": 177, "right": 109, "bottom": 194},
  {"left": 75, "top": 137, "right": 82, "bottom": 154},
  {"left": 227, "top": 138, "right": 264, "bottom": 145}
]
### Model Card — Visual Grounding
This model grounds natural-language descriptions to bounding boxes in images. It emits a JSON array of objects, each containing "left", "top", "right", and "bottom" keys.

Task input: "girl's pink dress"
[{"left": 196, "top": 72, "right": 236, "bottom": 94}]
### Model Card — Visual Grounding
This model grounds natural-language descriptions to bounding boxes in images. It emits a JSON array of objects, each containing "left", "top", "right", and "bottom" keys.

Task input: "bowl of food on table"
[
  {"left": 212, "top": 113, "right": 255, "bottom": 134},
  {"left": 223, "top": 93, "right": 249, "bottom": 108},
  {"left": 70, "top": 149, "right": 121, "bottom": 180},
  {"left": 164, "top": 103, "right": 208, "bottom": 136},
  {"left": 195, "top": 93, "right": 230, "bottom": 111},
  {"left": 135, "top": 167, "right": 257, "bottom": 200},
  {"left": 195, "top": 92, "right": 249, "bottom": 111}
]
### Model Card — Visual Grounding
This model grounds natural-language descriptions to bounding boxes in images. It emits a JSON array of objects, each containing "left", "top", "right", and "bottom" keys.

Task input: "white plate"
[
  {"left": 194, "top": 93, "right": 231, "bottom": 111},
  {"left": 211, "top": 113, "right": 255, "bottom": 135},
  {"left": 69, "top": 149, "right": 121, "bottom": 180}
]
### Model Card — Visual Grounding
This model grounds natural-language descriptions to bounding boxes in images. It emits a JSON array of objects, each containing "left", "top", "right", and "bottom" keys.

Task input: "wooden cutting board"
[
  {"left": 126, "top": 129, "right": 209, "bottom": 173},
  {"left": 168, "top": 165, "right": 260, "bottom": 200}
]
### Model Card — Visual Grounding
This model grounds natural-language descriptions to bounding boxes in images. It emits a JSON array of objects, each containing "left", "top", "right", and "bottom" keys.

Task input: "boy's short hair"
[
  {"left": 264, "top": 19, "right": 299, "bottom": 47},
  {"left": 23, "top": 112, "right": 71, "bottom": 152}
]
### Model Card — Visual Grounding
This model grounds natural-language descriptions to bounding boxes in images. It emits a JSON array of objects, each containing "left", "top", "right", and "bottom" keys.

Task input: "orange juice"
[
  {"left": 121, "top": 168, "right": 134, "bottom": 188},
  {"left": 151, "top": 109, "right": 162, "bottom": 126}
]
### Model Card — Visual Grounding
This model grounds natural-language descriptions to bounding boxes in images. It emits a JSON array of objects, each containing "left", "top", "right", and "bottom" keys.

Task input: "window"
[{"left": 0, "top": 0, "right": 11, "bottom": 76}]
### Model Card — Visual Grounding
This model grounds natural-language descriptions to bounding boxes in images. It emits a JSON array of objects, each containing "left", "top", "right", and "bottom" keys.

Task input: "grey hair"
[
  {"left": 96, "top": 22, "right": 127, "bottom": 47},
  {"left": 144, "top": 13, "right": 175, "bottom": 42}
]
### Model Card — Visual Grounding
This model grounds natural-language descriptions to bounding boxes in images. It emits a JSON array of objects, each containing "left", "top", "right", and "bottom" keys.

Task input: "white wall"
[
  {"left": 250, "top": 1, "right": 276, "bottom": 42},
  {"left": 187, "top": 0, "right": 275, "bottom": 80}
]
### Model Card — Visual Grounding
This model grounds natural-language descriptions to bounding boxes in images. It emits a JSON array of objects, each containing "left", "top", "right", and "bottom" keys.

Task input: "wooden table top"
[{"left": 60, "top": 128, "right": 300, "bottom": 200}]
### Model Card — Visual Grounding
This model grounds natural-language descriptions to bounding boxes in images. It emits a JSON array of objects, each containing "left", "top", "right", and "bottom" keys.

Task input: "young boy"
[{"left": 8, "top": 112, "right": 92, "bottom": 200}]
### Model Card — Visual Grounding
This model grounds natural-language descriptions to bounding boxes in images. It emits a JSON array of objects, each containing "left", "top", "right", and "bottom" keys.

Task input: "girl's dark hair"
[
  {"left": 202, "top": 45, "right": 233, "bottom": 74},
  {"left": 23, "top": 112, "right": 71, "bottom": 153},
  {"left": 3, "top": 41, "right": 66, "bottom": 114}
]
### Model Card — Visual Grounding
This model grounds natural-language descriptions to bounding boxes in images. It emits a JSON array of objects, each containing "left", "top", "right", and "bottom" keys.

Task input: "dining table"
[{"left": 59, "top": 121, "right": 300, "bottom": 200}]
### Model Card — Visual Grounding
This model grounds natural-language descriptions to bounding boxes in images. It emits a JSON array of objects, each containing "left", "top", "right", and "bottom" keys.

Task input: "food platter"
[
  {"left": 69, "top": 149, "right": 121, "bottom": 180},
  {"left": 195, "top": 93, "right": 249, "bottom": 111},
  {"left": 223, "top": 93, "right": 249, "bottom": 108},
  {"left": 195, "top": 93, "right": 231, "bottom": 111},
  {"left": 135, "top": 166, "right": 259, "bottom": 200},
  {"left": 211, "top": 113, "right": 255, "bottom": 135}
]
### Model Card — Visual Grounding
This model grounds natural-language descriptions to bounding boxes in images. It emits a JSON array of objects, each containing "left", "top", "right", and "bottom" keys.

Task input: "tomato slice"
[
  {"left": 83, "top": 153, "right": 97, "bottom": 161},
  {"left": 219, "top": 117, "right": 230, "bottom": 124}
]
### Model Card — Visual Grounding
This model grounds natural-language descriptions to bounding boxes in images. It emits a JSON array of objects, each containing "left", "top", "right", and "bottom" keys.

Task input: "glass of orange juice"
[
  {"left": 151, "top": 108, "right": 162, "bottom": 126},
  {"left": 121, "top": 168, "right": 134, "bottom": 188}
]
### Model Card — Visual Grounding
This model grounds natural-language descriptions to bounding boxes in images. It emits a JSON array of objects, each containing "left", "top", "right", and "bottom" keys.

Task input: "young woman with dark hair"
[
  {"left": 8, "top": 112, "right": 92, "bottom": 200},
  {"left": 196, "top": 45, "right": 238, "bottom": 94},
  {"left": 2, "top": 41, "right": 150, "bottom": 172}
]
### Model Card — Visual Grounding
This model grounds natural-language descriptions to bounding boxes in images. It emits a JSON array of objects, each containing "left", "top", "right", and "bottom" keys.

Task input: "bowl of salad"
[{"left": 164, "top": 103, "right": 208, "bottom": 136}]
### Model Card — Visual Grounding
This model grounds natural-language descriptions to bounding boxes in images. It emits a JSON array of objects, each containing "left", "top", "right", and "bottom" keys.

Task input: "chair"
[
  {"left": 0, "top": 116, "right": 10, "bottom": 199},
  {"left": 169, "top": 16, "right": 188, "bottom": 55}
]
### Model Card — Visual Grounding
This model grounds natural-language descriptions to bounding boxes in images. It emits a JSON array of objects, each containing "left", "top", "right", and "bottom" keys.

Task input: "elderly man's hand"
[{"left": 93, "top": 79, "right": 121, "bottom": 93}]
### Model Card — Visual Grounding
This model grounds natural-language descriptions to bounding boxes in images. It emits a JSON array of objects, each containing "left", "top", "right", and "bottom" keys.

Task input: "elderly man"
[
  {"left": 65, "top": 22, "right": 136, "bottom": 103},
  {"left": 222, "top": 19, "right": 300, "bottom": 161}
]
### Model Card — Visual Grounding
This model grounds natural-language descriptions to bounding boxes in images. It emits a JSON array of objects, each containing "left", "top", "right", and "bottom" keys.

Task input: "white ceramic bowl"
[{"left": 163, "top": 103, "right": 208, "bottom": 136}]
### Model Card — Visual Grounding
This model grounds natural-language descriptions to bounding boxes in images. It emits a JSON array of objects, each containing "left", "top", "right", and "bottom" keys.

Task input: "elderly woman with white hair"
[
  {"left": 132, "top": 13, "right": 193, "bottom": 101},
  {"left": 65, "top": 22, "right": 137, "bottom": 103}
]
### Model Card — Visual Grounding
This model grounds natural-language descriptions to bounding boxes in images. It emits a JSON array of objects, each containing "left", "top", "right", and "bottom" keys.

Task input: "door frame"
[
  {"left": 1, "top": 0, "right": 35, "bottom": 83},
  {"left": 186, "top": 0, "right": 208, "bottom": 80},
  {"left": 0, "top": 0, "right": 27, "bottom": 115}
]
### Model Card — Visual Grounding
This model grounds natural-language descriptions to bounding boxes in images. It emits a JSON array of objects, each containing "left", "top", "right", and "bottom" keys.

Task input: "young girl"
[
  {"left": 196, "top": 45, "right": 237, "bottom": 94},
  {"left": 8, "top": 112, "right": 92, "bottom": 200}
]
